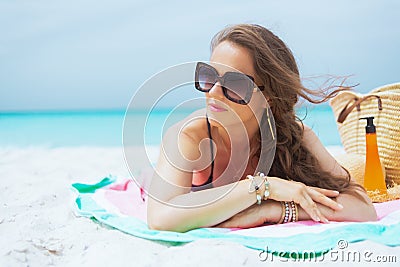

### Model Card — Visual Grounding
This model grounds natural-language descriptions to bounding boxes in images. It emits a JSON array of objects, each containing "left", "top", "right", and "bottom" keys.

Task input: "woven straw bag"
[{"left": 329, "top": 83, "right": 400, "bottom": 185}]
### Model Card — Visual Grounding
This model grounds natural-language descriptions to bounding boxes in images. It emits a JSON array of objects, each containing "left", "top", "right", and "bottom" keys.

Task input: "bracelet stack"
[
  {"left": 247, "top": 172, "right": 270, "bottom": 205},
  {"left": 247, "top": 173, "right": 298, "bottom": 224},
  {"left": 277, "top": 201, "right": 298, "bottom": 224}
]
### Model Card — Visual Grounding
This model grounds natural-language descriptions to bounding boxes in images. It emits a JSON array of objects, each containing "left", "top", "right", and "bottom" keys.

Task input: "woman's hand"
[{"left": 268, "top": 177, "right": 343, "bottom": 223}]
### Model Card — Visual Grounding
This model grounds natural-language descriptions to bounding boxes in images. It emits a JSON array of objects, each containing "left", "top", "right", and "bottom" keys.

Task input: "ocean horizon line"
[
  {"left": 0, "top": 107, "right": 199, "bottom": 116},
  {"left": 0, "top": 102, "right": 332, "bottom": 115},
  {"left": 0, "top": 103, "right": 340, "bottom": 147}
]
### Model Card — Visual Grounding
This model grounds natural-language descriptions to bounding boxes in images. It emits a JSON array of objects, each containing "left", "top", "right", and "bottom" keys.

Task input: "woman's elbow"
[
  {"left": 335, "top": 192, "right": 378, "bottom": 222},
  {"left": 362, "top": 203, "right": 378, "bottom": 222},
  {"left": 147, "top": 211, "right": 172, "bottom": 231},
  {"left": 345, "top": 190, "right": 378, "bottom": 222},
  {"left": 348, "top": 202, "right": 378, "bottom": 222},
  {"left": 357, "top": 193, "right": 378, "bottom": 222},
  {"left": 147, "top": 221, "right": 188, "bottom": 233},
  {"left": 148, "top": 221, "right": 171, "bottom": 232},
  {"left": 147, "top": 215, "right": 164, "bottom": 231},
  {"left": 147, "top": 209, "right": 188, "bottom": 232}
]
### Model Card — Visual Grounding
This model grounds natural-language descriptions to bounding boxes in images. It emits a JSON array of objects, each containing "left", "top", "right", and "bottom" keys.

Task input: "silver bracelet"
[{"left": 247, "top": 172, "right": 268, "bottom": 205}]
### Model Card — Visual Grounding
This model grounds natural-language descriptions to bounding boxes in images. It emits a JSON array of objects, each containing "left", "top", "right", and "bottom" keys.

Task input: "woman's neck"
[{"left": 214, "top": 113, "right": 261, "bottom": 155}]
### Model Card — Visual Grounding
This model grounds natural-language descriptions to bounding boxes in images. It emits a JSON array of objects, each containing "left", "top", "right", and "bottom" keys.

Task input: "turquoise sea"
[{"left": 0, "top": 105, "right": 341, "bottom": 147}]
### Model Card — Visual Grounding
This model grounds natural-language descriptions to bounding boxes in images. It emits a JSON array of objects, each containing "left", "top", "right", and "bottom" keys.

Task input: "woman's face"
[{"left": 206, "top": 41, "right": 267, "bottom": 128}]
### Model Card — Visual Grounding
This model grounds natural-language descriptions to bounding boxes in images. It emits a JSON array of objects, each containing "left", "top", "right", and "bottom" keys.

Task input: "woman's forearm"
[
  {"left": 147, "top": 179, "right": 263, "bottom": 232},
  {"left": 306, "top": 192, "right": 377, "bottom": 222},
  {"left": 263, "top": 192, "right": 377, "bottom": 223}
]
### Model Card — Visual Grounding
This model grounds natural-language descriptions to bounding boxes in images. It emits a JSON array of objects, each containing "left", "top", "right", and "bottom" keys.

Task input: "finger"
[
  {"left": 302, "top": 192, "right": 331, "bottom": 223},
  {"left": 292, "top": 183, "right": 321, "bottom": 222},
  {"left": 307, "top": 188, "right": 343, "bottom": 211},
  {"left": 310, "top": 187, "right": 340, "bottom": 197},
  {"left": 298, "top": 193, "right": 321, "bottom": 222}
]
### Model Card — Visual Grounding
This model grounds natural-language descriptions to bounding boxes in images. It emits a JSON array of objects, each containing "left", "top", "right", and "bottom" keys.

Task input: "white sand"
[{"left": 1, "top": 146, "right": 399, "bottom": 267}]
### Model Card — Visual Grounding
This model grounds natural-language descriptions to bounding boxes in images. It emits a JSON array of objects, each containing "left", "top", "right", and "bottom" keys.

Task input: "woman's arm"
[
  {"left": 147, "top": 123, "right": 344, "bottom": 232},
  {"left": 301, "top": 125, "right": 377, "bottom": 221},
  {"left": 218, "top": 125, "right": 377, "bottom": 228},
  {"left": 147, "top": 126, "right": 262, "bottom": 232},
  {"left": 219, "top": 188, "right": 376, "bottom": 228}
]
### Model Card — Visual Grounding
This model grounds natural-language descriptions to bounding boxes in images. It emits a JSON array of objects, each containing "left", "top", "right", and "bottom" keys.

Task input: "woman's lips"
[{"left": 209, "top": 103, "right": 227, "bottom": 112}]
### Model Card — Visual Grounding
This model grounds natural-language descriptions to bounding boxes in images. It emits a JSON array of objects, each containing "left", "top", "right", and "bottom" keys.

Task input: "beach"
[
  {"left": 0, "top": 145, "right": 399, "bottom": 266},
  {"left": 3, "top": 0, "right": 400, "bottom": 264}
]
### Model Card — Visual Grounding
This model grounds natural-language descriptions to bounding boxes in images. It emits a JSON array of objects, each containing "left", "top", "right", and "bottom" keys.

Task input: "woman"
[{"left": 147, "top": 24, "right": 377, "bottom": 232}]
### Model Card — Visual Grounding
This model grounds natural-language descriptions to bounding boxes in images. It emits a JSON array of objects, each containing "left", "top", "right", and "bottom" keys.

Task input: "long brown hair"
[{"left": 211, "top": 24, "right": 365, "bottom": 197}]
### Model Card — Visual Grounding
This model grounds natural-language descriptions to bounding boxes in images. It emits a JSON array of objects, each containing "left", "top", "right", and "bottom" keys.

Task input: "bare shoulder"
[
  {"left": 296, "top": 121, "right": 316, "bottom": 143},
  {"left": 296, "top": 121, "right": 348, "bottom": 177},
  {"left": 162, "top": 109, "right": 209, "bottom": 164},
  {"left": 164, "top": 109, "right": 208, "bottom": 143},
  {"left": 296, "top": 121, "right": 327, "bottom": 159}
]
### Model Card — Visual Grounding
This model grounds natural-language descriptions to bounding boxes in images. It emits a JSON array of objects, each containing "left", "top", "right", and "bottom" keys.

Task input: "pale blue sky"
[{"left": 0, "top": 0, "right": 399, "bottom": 111}]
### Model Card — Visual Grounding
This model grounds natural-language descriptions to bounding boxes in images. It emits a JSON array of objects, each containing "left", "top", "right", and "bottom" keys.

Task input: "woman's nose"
[{"left": 208, "top": 82, "right": 225, "bottom": 99}]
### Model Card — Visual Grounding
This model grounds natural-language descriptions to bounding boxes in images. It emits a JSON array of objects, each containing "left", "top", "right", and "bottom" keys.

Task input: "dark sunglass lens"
[
  {"left": 197, "top": 66, "right": 216, "bottom": 91},
  {"left": 224, "top": 74, "right": 252, "bottom": 103}
]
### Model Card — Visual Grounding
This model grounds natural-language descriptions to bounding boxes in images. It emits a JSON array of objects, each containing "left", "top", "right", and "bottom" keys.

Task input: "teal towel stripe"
[{"left": 72, "top": 177, "right": 115, "bottom": 193}]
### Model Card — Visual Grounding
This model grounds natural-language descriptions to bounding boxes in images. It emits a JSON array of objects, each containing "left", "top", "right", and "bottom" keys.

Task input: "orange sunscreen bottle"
[{"left": 360, "top": 117, "right": 387, "bottom": 194}]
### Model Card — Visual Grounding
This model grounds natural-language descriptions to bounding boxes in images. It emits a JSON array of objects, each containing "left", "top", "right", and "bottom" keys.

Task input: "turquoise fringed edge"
[{"left": 72, "top": 178, "right": 400, "bottom": 259}]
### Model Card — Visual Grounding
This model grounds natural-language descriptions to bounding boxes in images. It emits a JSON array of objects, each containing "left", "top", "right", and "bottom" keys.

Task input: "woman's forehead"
[{"left": 210, "top": 41, "right": 256, "bottom": 77}]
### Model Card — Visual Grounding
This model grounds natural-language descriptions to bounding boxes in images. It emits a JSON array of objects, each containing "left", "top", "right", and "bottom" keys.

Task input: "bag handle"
[{"left": 337, "top": 95, "right": 382, "bottom": 123}]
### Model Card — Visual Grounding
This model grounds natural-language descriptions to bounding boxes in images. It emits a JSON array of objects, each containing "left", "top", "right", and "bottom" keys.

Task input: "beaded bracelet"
[
  {"left": 276, "top": 201, "right": 286, "bottom": 224},
  {"left": 282, "top": 201, "right": 292, "bottom": 223},
  {"left": 247, "top": 172, "right": 269, "bottom": 205},
  {"left": 290, "top": 201, "right": 298, "bottom": 222},
  {"left": 261, "top": 173, "right": 270, "bottom": 201},
  {"left": 247, "top": 174, "right": 262, "bottom": 205}
]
